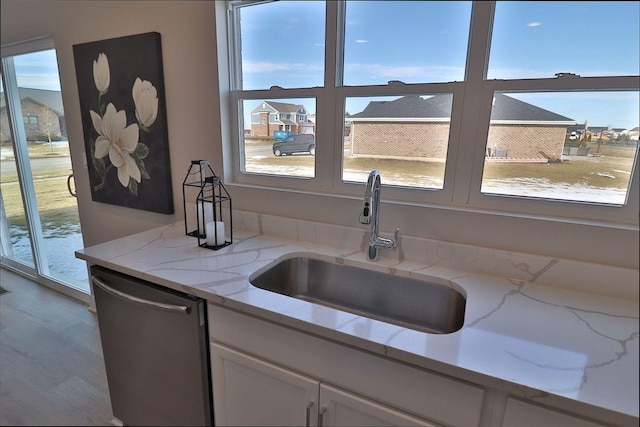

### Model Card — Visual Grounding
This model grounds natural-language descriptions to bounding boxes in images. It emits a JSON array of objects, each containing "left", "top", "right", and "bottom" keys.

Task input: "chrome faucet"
[{"left": 359, "top": 169, "right": 399, "bottom": 261}]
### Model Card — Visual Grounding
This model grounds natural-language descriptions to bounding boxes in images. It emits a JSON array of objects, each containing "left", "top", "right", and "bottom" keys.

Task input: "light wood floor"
[{"left": 0, "top": 268, "right": 113, "bottom": 426}]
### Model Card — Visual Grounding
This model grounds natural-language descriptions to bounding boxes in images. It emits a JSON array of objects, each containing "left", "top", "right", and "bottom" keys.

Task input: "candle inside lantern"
[
  {"left": 197, "top": 201, "right": 213, "bottom": 233},
  {"left": 205, "top": 221, "right": 225, "bottom": 246}
]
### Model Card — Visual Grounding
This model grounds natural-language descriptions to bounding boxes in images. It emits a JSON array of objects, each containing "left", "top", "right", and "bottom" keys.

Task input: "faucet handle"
[{"left": 360, "top": 197, "right": 372, "bottom": 224}]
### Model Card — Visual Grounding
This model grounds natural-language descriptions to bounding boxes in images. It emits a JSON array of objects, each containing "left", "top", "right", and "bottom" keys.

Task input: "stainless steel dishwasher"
[{"left": 90, "top": 265, "right": 213, "bottom": 426}]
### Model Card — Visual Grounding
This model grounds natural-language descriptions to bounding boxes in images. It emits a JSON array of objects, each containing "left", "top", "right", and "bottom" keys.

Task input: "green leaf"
[
  {"left": 135, "top": 142, "right": 150, "bottom": 159},
  {"left": 128, "top": 178, "right": 139, "bottom": 195},
  {"left": 131, "top": 153, "right": 151, "bottom": 181},
  {"left": 95, "top": 159, "right": 105, "bottom": 176},
  {"left": 93, "top": 164, "right": 112, "bottom": 192},
  {"left": 90, "top": 138, "right": 107, "bottom": 177},
  {"left": 140, "top": 168, "right": 150, "bottom": 180}
]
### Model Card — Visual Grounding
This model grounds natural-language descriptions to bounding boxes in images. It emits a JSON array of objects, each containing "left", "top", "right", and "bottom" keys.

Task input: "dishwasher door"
[{"left": 91, "top": 266, "right": 213, "bottom": 426}]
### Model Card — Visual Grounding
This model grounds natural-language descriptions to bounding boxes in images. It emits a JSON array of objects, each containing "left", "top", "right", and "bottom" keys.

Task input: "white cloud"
[
  {"left": 355, "top": 39, "right": 368, "bottom": 44},
  {"left": 242, "top": 60, "right": 323, "bottom": 74},
  {"left": 345, "top": 63, "right": 463, "bottom": 81},
  {"left": 527, "top": 22, "right": 542, "bottom": 27}
]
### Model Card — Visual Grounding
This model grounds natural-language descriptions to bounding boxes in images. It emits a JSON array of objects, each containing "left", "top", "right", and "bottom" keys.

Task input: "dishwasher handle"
[{"left": 91, "top": 275, "right": 192, "bottom": 315}]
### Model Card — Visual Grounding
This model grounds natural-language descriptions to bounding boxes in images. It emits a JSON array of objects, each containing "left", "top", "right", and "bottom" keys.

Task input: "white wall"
[
  {"left": 1, "top": 0, "right": 223, "bottom": 247},
  {"left": 2, "top": 0, "right": 638, "bottom": 271}
]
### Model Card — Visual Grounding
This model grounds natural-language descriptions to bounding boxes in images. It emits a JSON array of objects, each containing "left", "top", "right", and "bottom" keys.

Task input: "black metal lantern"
[{"left": 182, "top": 160, "right": 232, "bottom": 249}]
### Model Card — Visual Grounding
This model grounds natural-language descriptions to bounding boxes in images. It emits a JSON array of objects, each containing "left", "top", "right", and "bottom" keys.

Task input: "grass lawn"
[
  {"left": 1, "top": 142, "right": 79, "bottom": 234},
  {"left": 482, "top": 156, "right": 633, "bottom": 189},
  {"left": 483, "top": 143, "right": 636, "bottom": 190},
  {"left": 245, "top": 142, "right": 637, "bottom": 192},
  {"left": 2, "top": 141, "right": 637, "bottom": 230}
]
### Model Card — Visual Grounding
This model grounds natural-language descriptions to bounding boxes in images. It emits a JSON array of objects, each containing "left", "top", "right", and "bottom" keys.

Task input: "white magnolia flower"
[
  {"left": 91, "top": 103, "right": 141, "bottom": 187},
  {"left": 93, "top": 53, "right": 110, "bottom": 93},
  {"left": 132, "top": 78, "right": 158, "bottom": 128}
]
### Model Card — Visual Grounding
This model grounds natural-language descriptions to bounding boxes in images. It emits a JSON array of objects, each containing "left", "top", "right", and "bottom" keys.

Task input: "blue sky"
[
  {"left": 6, "top": 1, "right": 639, "bottom": 129},
  {"left": 10, "top": 49, "right": 62, "bottom": 91},
  {"left": 240, "top": 1, "right": 639, "bottom": 130},
  {"left": 489, "top": 1, "right": 640, "bottom": 79}
]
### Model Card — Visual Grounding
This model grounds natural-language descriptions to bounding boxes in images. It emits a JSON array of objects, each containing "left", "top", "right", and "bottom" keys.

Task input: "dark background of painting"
[{"left": 73, "top": 32, "right": 174, "bottom": 214}]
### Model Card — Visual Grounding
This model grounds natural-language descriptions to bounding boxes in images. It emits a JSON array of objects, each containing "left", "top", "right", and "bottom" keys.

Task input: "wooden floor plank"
[{"left": 0, "top": 268, "right": 113, "bottom": 426}]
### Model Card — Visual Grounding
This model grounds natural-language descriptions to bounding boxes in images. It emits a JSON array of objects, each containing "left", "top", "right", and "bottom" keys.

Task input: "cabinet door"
[
  {"left": 211, "top": 343, "right": 319, "bottom": 426},
  {"left": 319, "top": 384, "right": 437, "bottom": 427},
  {"left": 502, "top": 398, "right": 605, "bottom": 427}
]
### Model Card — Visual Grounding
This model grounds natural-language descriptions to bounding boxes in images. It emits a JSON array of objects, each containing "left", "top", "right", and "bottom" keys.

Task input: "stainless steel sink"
[{"left": 250, "top": 256, "right": 466, "bottom": 334}]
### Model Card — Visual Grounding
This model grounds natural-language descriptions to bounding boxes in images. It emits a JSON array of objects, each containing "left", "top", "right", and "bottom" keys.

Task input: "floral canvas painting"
[{"left": 73, "top": 32, "right": 174, "bottom": 214}]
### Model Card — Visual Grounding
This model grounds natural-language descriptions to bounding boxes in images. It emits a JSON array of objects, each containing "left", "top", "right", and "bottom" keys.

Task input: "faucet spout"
[{"left": 359, "top": 170, "right": 398, "bottom": 261}]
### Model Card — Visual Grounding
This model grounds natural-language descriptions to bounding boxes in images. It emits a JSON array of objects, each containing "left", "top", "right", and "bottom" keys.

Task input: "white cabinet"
[
  {"left": 208, "top": 304, "right": 485, "bottom": 427},
  {"left": 211, "top": 343, "right": 435, "bottom": 427},
  {"left": 207, "top": 303, "right": 622, "bottom": 427},
  {"left": 211, "top": 344, "right": 318, "bottom": 426},
  {"left": 501, "top": 398, "right": 605, "bottom": 427},
  {"left": 319, "top": 383, "right": 435, "bottom": 427}
]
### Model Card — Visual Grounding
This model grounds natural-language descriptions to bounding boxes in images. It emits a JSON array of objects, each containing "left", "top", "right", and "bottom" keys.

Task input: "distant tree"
[
  {"left": 617, "top": 133, "right": 630, "bottom": 143},
  {"left": 37, "top": 103, "right": 57, "bottom": 153}
]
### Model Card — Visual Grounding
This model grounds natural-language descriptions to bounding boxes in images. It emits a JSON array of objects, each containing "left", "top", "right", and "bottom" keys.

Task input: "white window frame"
[{"left": 220, "top": 0, "right": 639, "bottom": 227}]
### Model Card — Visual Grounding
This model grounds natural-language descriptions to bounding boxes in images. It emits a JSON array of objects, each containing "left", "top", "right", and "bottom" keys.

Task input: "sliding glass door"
[{"left": 1, "top": 38, "right": 89, "bottom": 297}]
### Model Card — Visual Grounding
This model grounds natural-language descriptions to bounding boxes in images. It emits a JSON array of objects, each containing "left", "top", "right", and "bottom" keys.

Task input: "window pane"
[
  {"left": 237, "top": 1, "right": 325, "bottom": 90},
  {"left": 241, "top": 98, "right": 316, "bottom": 178},
  {"left": 343, "top": 1, "right": 471, "bottom": 85},
  {"left": 1, "top": 78, "right": 35, "bottom": 268},
  {"left": 344, "top": 94, "right": 452, "bottom": 189},
  {"left": 488, "top": 1, "right": 640, "bottom": 79},
  {"left": 2, "top": 49, "right": 89, "bottom": 291},
  {"left": 480, "top": 91, "right": 639, "bottom": 205}
]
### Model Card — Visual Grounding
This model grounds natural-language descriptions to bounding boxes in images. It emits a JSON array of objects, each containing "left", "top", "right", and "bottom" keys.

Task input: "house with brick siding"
[
  {"left": 347, "top": 93, "right": 576, "bottom": 163},
  {"left": 249, "top": 100, "right": 315, "bottom": 137},
  {"left": 0, "top": 87, "right": 66, "bottom": 143}
]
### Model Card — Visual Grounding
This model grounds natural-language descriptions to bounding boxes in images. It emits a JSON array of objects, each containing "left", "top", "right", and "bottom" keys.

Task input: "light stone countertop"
[{"left": 76, "top": 214, "right": 639, "bottom": 426}]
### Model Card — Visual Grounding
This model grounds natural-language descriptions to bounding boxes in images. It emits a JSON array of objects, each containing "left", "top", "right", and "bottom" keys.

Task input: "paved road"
[
  {"left": 1, "top": 155, "right": 72, "bottom": 175},
  {"left": 245, "top": 143, "right": 275, "bottom": 159}
]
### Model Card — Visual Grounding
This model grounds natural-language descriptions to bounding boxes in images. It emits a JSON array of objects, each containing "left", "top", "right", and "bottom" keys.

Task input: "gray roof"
[
  {"left": 586, "top": 126, "right": 609, "bottom": 133},
  {"left": 0, "top": 87, "right": 64, "bottom": 115},
  {"left": 351, "top": 93, "right": 575, "bottom": 123},
  {"left": 352, "top": 94, "right": 452, "bottom": 119},
  {"left": 490, "top": 93, "right": 573, "bottom": 122},
  {"left": 258, "top": 101, "right": 306, "bottom": 114}
]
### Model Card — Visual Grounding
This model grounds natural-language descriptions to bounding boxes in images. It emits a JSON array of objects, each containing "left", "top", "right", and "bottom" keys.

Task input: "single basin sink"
[{"left": 250, "top": 256, "right": 466, "bottom": 334}]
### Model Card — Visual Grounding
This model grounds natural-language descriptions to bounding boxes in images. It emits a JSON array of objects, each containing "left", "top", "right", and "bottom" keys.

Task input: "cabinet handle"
[
  {"left": 91, "top": 275, "right": 191, "bottom": 314},
  {"left": 318, "top": 406, "right": 327, "bottom": 427},
  {"left": 305, "top": 401, "right": 314, "bottom": 427}
]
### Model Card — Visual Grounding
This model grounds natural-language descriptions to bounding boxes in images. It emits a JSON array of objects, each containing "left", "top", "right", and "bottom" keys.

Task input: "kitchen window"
[
  {"left": 224, "top": 1, "right": 639, "bottom": 224},
  {"left": 480, "top": 91, "right": 638, "bottom": 206},
  {"left": 241, "top": 97, "right": 316, "bottom": 178}
]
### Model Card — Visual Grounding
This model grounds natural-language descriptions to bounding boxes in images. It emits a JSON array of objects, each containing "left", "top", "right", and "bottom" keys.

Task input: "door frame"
[{"left": 1, "top": 36, "right": 90, "bottom": 304}]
